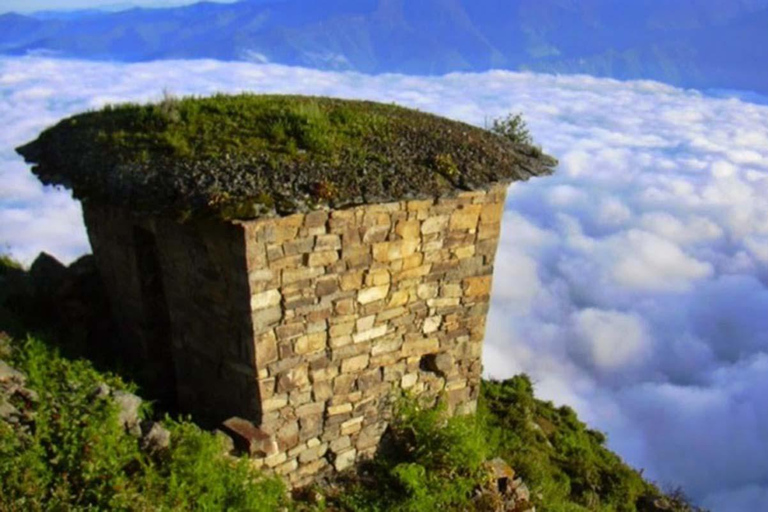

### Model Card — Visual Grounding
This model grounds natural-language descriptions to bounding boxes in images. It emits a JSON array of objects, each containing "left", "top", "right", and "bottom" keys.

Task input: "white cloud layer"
[{"left": 2, "top": 56, "right": 768, "bottom": 511}]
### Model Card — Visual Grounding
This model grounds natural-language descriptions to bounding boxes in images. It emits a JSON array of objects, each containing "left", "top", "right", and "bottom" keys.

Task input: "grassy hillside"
[
  {"left": 0, "top": 334, "right": 286, "bottom": 511},
  {"left": 0, "top": 255, "right": 705, "bottom": 511}
]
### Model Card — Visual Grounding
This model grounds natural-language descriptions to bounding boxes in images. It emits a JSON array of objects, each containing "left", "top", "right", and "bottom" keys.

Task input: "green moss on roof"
[{"left": 16, "top": 94, "right": 556, "bottom": 221}]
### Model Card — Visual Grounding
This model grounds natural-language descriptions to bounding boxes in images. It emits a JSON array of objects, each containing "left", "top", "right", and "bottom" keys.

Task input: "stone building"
[{"left": 17, "top": 94, "right": 555, "bottom": 486}]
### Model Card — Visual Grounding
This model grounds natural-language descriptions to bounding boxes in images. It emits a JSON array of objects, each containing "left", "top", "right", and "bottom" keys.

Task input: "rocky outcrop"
[
  {"left": 1, "top": 253, "right": 113, "bottom": 353},
  {"left": 472, "top": 458, "right": 536, "bottom": 512}
]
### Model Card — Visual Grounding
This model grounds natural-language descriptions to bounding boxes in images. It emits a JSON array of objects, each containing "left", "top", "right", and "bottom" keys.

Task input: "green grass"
[
  {"left": 63, "top": 94, "right": 388, "bottom": 162},
  {"left": 482, "top": 376, "right": 653, "bottom": 511},
  {"left": 17, "top": 94, "right": 556, "bottom": 220},
  {"left": 0, "top": 335, "right": 286, "bottom": 511}
]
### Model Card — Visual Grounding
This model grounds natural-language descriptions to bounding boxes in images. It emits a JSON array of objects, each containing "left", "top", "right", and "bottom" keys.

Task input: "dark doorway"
[{"left": 133, "top": 226, "right": 178, "bottom": 410}]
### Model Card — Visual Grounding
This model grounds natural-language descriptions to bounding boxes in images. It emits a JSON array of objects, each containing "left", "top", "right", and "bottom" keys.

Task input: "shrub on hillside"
[{"left": 334, "top": 395, "right": 493, "bottom": 511}]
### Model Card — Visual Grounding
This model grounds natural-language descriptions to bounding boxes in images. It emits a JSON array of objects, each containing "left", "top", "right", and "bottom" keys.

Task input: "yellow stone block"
[
  {"left": 463, "top": 275, "right": 492, "bottom": 297},
  {"left": 356, "top": 315, "right": 375, "bottom": 332},
  {"left": 311, "top": 366, "right": 340, "bottom": 383},
  {"left": 480, "top": 201, "right": 504, "bottom": 224},
  {"left": 395, "top": 219, "right": 421, "bottom": 239},
  {"left": 387, "top": 289, "right": 410, "bottom": 307},
  {"left": 372, "top": 240, "right": 419, "bottom": 262},
  {"left": 295, "top": 332, "right": 327, "bottom": 355},
  {"left": 328, "top": 403, "right": 354, "bottom": 416},
  {"left": 341, "top": 354, "right": 370, "bottom": 373},
  {"left": 365, "top": 268, "right": 390, "bottom": 286},
  {"left": 340, "top": 417, "right": 364, "bottom": 435},
  {"left": 395, "top": 264, "right": 431, "bottom": 281},
  {"left": 421, "top": 215, "right": 449, "bottom": 235},
  {"left": 250, "top": 289, "right": 282, "bottom": 310},
  {"left": 340, "top": 270, "right": 364, "bottom": 291},
  {"left": 255, "top": 331, "right": 278, "bottom": 365},
  {"left": 407, "top": 199, "right": 433, "bottom": 212},
  {"left": 417, "top": 282, "right": 439, "bottom": 300},
  {"left": 262, "top": 395, "right": 289, "bottom": 412},
  {"left": 352, "top": 325, "right": 388, "bottom": 344},
  {"left": 453, "top": 245, "right": 475, "bottom": 259},
  {"left": 422, "top": 316, "right": 442, "bottom": 334},
  {"left": 401, "top": 338, "right": 439, "bottom": 357},
  {"left": 401, "top": 252, "right": 423, "bottom": 270},
  {"left": 330, "top": 322, "right": 355, "bottom": 337},
  {"left": 401, "top": 373, "right": 418, "bottom": 389},
  {"left": 308, "top": 250, "right": 339, "bottom": 267},
  {"left": 357, "top": 284, "right": 390, "bottom": 304},
  {"left": 449, "top": 204, "right": 482, "bottom": 231}
]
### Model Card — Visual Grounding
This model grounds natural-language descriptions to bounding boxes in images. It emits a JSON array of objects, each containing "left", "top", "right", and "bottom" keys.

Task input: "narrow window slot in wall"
[{"left": 133, "top": 226, "right": 178, "bottom": 410}]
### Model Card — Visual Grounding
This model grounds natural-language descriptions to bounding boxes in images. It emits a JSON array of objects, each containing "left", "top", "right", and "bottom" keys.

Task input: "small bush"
[
  {"left": 0, "top": 252, "right": 22, "bottom": 274},
  {"left": 336, "top": 394, "right": 492, "bottom": 511},
  {"left": 489, "top": 112, "right": 533, "bottom": 145}
]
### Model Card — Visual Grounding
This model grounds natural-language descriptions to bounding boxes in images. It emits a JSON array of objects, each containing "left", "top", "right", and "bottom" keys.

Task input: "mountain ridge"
[{"left": 1, "top": 0, "right": 767, "bottom": 94}]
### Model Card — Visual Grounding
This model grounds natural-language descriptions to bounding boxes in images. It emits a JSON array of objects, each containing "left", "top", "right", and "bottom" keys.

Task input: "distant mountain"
[{"left": 1, "top": 0, "right": 767, "bottom": 94}]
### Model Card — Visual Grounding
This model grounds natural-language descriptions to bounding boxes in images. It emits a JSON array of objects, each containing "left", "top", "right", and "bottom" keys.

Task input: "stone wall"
[
  {"left": 240, "top": 184, "right": 508, "bottom": 486},
  {"left": 83, "top": 182, "right": 508, "bottom": 487}
]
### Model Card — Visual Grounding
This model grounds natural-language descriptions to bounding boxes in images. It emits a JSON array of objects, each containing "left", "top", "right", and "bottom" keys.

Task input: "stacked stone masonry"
[{"left": 83, "top": 183, "right": 508, "bottom": 487}]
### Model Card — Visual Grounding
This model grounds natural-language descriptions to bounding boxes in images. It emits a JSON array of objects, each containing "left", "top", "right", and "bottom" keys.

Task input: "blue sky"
[
  {"left": 2, "top": 55, "right": 768, "bottom": 511},
  {"left": 0, "top": 0, "right": 235, "bottom": 13}
]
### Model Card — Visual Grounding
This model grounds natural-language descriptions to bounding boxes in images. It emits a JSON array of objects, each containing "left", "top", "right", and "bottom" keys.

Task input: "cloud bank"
[{"left": 2, "top": 56, "right": 767, "bottom": 511}]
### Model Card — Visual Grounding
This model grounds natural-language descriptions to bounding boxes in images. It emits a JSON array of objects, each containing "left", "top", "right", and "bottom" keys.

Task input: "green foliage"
[
  {"left": 489, "top": 112, "right": 533, "bottom": 145},
  {"left": 391, "top": 396, "right": 489, "bottom": 472},
  {"left": 480, "top": 376, "right": 694, "bottom": 512},
  {"left": 0, "top": 252, "right": 22, "bottom": 274},
  {"left": 433, "top": 153, "right": 459, "bottom": 178},
  {"left": 26, "top": 94, "right": 391, "bottom": 164},
  {"left": 336, "top": 395, "right": 491, "bottom": 511},
  {"left": 0, "top": 335, "right": 286, "bottom": 511},
  {"left": 150, "top": 421, "right": 285, "bottom": 511}
]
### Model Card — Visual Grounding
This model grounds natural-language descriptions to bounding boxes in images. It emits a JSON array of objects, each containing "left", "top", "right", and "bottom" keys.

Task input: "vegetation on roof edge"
[{"left": 16, "top": 94, "right": 556, "bottom": 221}]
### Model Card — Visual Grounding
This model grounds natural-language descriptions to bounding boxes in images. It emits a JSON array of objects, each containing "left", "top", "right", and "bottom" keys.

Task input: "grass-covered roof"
[{"left": 16, "top": 94, "right": 556, "bottom": 221}]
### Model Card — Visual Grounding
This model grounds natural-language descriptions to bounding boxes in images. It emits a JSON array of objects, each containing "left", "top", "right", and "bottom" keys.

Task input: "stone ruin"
[{"left": 17, "top": 94, "right": 555, "bottom": 487}]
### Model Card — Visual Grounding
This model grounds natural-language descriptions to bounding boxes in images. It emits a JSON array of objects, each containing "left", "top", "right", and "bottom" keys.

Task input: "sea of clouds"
[{"left": 1, "top": 56, "right": 767, "bottom": 510}]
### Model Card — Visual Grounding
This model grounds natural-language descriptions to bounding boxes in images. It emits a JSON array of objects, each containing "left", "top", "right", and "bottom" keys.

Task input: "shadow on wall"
[
  {"left": 0, "top": 251, "right": 198, "bottom": 422},
  {"left": 83, "top": 204, "right": 263, "bottom": 427}
]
